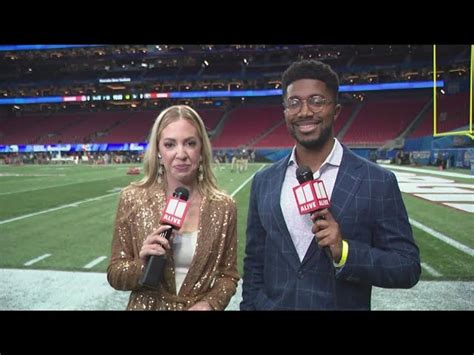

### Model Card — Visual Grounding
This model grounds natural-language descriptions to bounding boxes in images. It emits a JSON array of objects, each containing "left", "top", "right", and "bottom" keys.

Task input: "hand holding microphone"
[
  {"left": 139, "top": 187, "right": 190, "bottom": 289},
  {"left": 310, "top": 208, "right": 343, "bottom": 264},
  {"left": 139, "top": 225, "right": 173, "bottom": 267},
  {"left": 294, "top": 166, "right": 343, "bottom": 263}
]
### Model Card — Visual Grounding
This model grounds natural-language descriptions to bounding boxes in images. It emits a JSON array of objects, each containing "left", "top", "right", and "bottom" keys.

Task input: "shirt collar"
[{"left": 288, "top": 138, "right": 343, "bottom": 168}]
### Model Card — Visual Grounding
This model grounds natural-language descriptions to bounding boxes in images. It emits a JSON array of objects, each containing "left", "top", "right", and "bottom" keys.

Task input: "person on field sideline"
[
  {"left": 108, "top": 105, "right": 239, "bottom": 311},
  {"left": 241, "top": 60, "right": 420, "bottom": 310}
]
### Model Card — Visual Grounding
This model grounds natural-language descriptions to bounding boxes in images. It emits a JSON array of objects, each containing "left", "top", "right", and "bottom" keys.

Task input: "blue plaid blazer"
[{"left": 240, "top": 145, "right": 421, "bottom": 310}]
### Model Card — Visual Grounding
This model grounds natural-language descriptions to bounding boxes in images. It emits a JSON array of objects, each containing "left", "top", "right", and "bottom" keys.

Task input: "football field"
[{"left": 0, "top": 162, "right": 472, "bottom": 310}]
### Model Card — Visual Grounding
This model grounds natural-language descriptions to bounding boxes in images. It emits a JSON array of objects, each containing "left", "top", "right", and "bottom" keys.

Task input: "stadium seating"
[
  {"left": 410, "top": 92, "right": 470, "bottom": 137},
  {"left": 212, "top": 105, "right": 283, "bottom": 148},
  {"left": 342, "top": 96, "right": 428, "bottom": 145}
]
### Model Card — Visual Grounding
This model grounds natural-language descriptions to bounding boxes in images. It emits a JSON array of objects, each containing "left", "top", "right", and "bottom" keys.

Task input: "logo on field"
[{"left": 394, "top": 171, "right": 474, "bottom": 213}]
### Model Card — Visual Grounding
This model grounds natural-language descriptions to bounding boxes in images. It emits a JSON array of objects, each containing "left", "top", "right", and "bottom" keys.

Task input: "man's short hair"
[{"left": 281, "top": 60, "right": 340, "bottom": 101}]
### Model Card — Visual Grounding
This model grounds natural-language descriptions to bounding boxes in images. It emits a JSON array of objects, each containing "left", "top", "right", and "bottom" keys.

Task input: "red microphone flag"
[
  {"left": 292, "top": 179, "right": 330, "bottom": 215},
  {"left": 160, "top": 196, "right": 190, "bottom": 228}
]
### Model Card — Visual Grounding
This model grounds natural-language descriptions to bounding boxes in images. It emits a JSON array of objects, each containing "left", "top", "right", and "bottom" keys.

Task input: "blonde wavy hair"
[{"left": 134, "top": 105, "right": 226, "bottom": 200}]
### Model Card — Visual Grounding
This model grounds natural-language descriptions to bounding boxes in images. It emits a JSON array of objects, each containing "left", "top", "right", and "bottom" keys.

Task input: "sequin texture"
[{"left": 106, "top": 185, "right": 240, "bottom": 310}]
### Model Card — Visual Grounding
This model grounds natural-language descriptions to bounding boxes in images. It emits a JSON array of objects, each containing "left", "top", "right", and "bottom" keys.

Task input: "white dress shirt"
[
  {"left": 280, "top": 138, "right": 343, "bottom": 262},
  {"left": 172, "top": 230, "right": 198, "bottom": 293}
]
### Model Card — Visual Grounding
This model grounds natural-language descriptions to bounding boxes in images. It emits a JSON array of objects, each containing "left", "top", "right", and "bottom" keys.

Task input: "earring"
[
  {"left": 157, "top": 164, "right": 164, "bottom": 184},
  {"left": 198, "top": 163, "right": 204, "bottom": 182},
  {"left": 157, "top": 152, "right": 164, "bottom": 183}
]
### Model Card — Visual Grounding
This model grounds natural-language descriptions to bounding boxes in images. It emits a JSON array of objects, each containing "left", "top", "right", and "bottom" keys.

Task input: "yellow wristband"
[{"left": 335, "top": 240, "right": 348, "bottom": 267}]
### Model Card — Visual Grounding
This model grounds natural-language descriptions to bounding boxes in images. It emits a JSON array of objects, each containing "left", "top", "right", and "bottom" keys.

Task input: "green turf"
[
  {"left": 403, "top": 194, "right": 473, "bottom": 248},
  {"left": 233, "top": 178, "right": 252, "bottom": 276},
  {"left": 0, "top": 162, "right": 472, "bottom": 281},
  {"left": 416, "top": 227, "right": 473, "bottom": 281}
]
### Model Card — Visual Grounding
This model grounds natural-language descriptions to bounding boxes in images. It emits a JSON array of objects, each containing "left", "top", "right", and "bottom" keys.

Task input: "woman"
[{"left": 107, "top": 105, "right": 239, "bottom": 310}]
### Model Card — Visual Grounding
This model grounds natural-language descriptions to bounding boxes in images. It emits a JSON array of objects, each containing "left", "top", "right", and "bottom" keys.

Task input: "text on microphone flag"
[
  {"left": 160, "top": 196, "right": 190, "bottom": 228},
  {"left": 292, "top": 179, "right": 330, "bottom": 215}
]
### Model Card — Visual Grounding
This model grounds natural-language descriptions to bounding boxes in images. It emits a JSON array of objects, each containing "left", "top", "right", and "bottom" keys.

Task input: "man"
[
  {"left": 240, "top": 60, "right": 420, "bottom": 310},
  {"left": 230, "top": 149, "right": 237, "bottom": 172},
  {"left": 241, "top": 148, "right": 249, "bottom": 171}
]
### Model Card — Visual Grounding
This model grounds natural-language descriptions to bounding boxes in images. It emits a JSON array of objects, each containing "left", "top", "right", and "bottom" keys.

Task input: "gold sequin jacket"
[{"left": 107, "top": 184, "right": 240, "bottom": 310}]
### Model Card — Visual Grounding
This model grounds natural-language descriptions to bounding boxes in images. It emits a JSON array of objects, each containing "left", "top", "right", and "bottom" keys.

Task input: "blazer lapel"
[
  {"left": 301, "top": 146, "right": 363, "bottom": 268},
  {"left": 269, "top": 156, "right": 302, "bottom": 271},
  {"left": 330, "top": 146, "right": 363, "bottom": 221}
]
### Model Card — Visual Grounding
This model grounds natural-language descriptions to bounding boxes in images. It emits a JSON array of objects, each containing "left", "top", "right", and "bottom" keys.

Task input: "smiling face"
[
  {"left": 158, "top": 118, "right": 202, "bottom": 186},
  {"left": 284, "top": 78, "right": 341, "bottom": 150}
]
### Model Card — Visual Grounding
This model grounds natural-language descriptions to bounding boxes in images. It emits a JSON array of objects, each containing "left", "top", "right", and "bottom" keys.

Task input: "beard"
[{"left": 287, "top": 121, "right": 333, "bottom": 150}]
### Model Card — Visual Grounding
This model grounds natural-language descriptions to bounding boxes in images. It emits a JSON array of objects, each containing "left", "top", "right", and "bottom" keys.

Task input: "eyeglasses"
[{"left": 283, "top": 95, "right": 333, "bottom": 115}]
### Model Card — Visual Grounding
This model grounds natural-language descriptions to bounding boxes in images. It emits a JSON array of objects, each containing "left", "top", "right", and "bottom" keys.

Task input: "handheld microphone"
[
  {"left": 294, "top": 166, "right": 332, "bottom": 262},
  {"left": 139, "top": 187, "right": 190, "bottom": 289}
]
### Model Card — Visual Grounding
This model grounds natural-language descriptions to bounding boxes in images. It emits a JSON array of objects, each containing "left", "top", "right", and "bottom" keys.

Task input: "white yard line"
[
  {"left": 421, "top": 262, "right": 443, "bottom": 277},
  {"left": 23, "top": 253, "right": 52, "bottom": 266},
  {"left": 1, "top": 164, "right": 266, "bottom": 226},
  {"left": 410, "top": 218, "right": 474, "bottom": 257},
  {"left": 382, "top": 164, "right": 474, "bottom": 179},
  {"left": 0, "top": 176, "right": 121, "bottom": 196},
  {"left": 230, "top": 164, "right": 266, "bottom": 197},
  {"left": 0, "top": 164, "right": 266, "bottom": 226},
  {"left": 83, "top": 256, "right": 108, "bottom": 269},
  {"left": 0, "top": 192, "right": 118, "bottom": 225}
]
